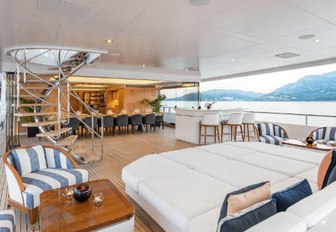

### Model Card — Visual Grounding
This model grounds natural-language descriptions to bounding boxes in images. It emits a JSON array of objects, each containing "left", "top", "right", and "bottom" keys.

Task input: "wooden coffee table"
[
  {"left": 40, "top": 179, "right": 134, "bottom": 232},
  {"left": 283, "top": 139, "right": 334, "bottom": 152}
]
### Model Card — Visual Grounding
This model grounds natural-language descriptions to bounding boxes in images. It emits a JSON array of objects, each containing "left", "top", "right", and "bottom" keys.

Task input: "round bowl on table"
[{"left": 73, "top": 183, "right": 92, "bottom": 202}]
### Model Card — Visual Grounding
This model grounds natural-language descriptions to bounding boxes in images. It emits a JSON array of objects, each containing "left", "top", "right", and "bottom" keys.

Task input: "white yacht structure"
[{"left": 1, "top": 0, "right": 336, "bottom": 232}]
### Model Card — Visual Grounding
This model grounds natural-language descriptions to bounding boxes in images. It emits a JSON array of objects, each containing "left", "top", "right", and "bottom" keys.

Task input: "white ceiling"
[{"left": 1, "top": 0, "right": 336, "bottom": 82}]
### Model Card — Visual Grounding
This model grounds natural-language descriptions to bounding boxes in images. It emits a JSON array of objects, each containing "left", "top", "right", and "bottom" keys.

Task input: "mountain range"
[{"left": 166, "top": 71, "right": 336, "bottom": 101}]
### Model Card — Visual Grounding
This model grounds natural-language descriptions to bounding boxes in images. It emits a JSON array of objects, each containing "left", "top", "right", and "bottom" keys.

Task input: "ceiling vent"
[
  {"left": 189, "top": 0, "right": 211, "bottom": 6},
  {"left": 274, "top": 52, "right": 300, "bottom": 59}
]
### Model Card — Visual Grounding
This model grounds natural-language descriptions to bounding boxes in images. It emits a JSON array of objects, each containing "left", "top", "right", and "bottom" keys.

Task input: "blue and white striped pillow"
[
  {"left": 11, "top": 145, "right": 47, "bottom": 176},
  {"left": 44, "top": 147, "right": 75, "bottom": 169}
]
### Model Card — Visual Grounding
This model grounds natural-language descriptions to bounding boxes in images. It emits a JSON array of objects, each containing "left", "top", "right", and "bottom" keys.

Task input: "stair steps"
[
  {"left": 55, "top": 135, "right": 78, "bottom": 146},
  {"left": 36, "top": 127, "right": 72, "bottom": 137},
  {"left": 19, "top": 103, "right": 50, "bottom": 107},
  {"left": 17, "top": 94, "right": 45, "bottom": 98},
  {"left": 21, "top": 120, "right": 66, "bottom": 127},
  {"left": 22, "top": 87, "right": 54, "bottom": 90},
  {"left": 15, "top": 112, "right": 58, "bottom": 117}
]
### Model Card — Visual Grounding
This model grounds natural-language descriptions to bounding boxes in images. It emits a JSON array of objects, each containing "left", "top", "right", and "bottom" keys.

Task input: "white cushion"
[
  {"left": 226, "top": 142, "right": 278, "bottom": 152},
  {"left": 271, "top": 178, "right": 318, "bottom": 194},
  {"left": 188, "top": 207, "right": 221, "bottom": 232},
  {"left": 138, "top": 170, "right": 236, "bottom": 231},
  {"left": 308, "top": 210, "right": 336, "bottom": 232},
  {"left": 195, "top": 143, "right": 252, "bottom": 159},
  {"left": 11, "top": 145, "right": 47, "bottom": 175},
  {"left": 121, "top": 155, "right": 189, "bottom": 193},
  {"left": 287, "top": 182, "right": 336, "bottom": 228},
  {"left": 295, "top": 167, "right": 318, "bottom": 184},
  {"left": 162, "top": 148, "right": 287, "bottom": 188},
  {"left": 246, "top": 212, "right": 307, "bottom": 232},
  {"left": 237, "top": 152, "right": 316, "bottom": 176},
  {"left": 0, "top": 210, "right": 15, "bottom": 232},
  {"left": 263, "top": 146, "right": 325, "bottom": 165}
]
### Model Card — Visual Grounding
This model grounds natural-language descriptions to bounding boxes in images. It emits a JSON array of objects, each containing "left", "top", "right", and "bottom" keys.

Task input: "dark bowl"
[
  {"left": 306, "top": 136, "right": 315, "bottom": 145},
  {"left": 73, "top": 183, "right": 92, "bottom": 202}
]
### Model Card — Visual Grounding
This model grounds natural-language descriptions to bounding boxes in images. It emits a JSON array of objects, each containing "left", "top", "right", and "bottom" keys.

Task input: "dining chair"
[
  {"left": 155, "top": 114, "right": 164, "bottom": 130},
  {"left": 82, "top": 116, "right": 98, "bottom": 136},
  {"left": 129, "top": 114, "right": 143, "bottom": 133},
  {"left": 115, "top": 114, "right": 129, "bottom": 135},
  {"left": 143, "top": 114, "right": 156, "bottom": 132},
  {"left": 98, "top": 115, "right": 114, "bottom": 135}
]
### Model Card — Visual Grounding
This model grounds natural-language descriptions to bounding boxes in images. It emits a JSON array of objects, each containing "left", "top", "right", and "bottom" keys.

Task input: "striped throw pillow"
[{"left": 11, "top": 145, "right": 47, "bottom": 176}]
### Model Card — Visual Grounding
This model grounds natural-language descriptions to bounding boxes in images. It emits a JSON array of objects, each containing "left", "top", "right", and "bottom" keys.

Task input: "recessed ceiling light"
[
  {"left": 298, "top": 34, "right": 315, "bottom": 40},
  {"left": 189, "top": 0, "right": 211, "bottom": 6},
  {"left": 142, "top": 64, "right": 146, "bottom": 67},
  {"left": 105, "top": 39, "right": 113, "bottom": 43},
  {"left": 230, "top": 58, "right": 235, "bottom": 62},
  {"left": 185, "top": 68, "right": 189, "bottom": 71},
  {"left": 314, "top": 39, "right": 321, "bottom": 43},
  {"left": 108, "top": 52, "right": 121, "bottom": 57}
]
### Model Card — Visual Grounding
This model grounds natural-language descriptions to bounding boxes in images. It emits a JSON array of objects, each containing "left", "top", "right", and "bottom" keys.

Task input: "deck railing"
[{"left": 160, "top": 106, "right": 336, "bottom": 126}]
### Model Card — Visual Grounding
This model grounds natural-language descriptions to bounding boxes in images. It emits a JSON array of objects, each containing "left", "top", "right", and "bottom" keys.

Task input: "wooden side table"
[
  {"left": 282, "top": 139, "right": 334, "bottom": 152},
  {"left": 40, "top": 179, "right": 134, "bottom": 232}
]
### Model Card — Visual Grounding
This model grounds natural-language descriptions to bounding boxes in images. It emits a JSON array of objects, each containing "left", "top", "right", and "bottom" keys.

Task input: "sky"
[{"left": 200, "top": 63, "right": 336, "bottom": 93}]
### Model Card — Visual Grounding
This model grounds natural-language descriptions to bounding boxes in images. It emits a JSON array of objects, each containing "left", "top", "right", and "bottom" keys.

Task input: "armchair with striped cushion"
[
  {"left": 0, "top": 210, "right": 15, "bottom": 232},
  {"left": 2, "top": 145, "right": 89, "bottom": 224},
  {"left": 309, "top": 126, "right": 336, "bottom": 145},
  {"left": 256, "top": 122, "right": 289, "bottom": 145}
]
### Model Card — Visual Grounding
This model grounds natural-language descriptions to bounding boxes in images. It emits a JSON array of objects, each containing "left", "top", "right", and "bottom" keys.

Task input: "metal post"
[{"left": 305, "top": 115, "right": 308, "bottom": 126}]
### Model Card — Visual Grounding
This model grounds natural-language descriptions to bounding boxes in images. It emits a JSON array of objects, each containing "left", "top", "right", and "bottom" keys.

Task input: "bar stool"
[
  {"left": 221, "top": 113, "right": 244, "bottom": 142},
  {"left": 242, "top": 113, "right": 257, "bottom": 142},
  {"left": 199, "top": 114, "right": 220, "bottom": 145}
]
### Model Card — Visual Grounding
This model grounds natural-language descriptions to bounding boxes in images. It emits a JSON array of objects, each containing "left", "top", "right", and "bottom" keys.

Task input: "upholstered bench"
[
  {"left": 3, "top": 145, "right": 89, "bottom": 224},
  {"left": 0, "top": 210, "right": 15, "bottom": 232}
]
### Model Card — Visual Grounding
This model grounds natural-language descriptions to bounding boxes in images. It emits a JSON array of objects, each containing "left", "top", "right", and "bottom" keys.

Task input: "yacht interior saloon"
[{"left": 2, "top": 0, "right": 336, "bottom": 231}]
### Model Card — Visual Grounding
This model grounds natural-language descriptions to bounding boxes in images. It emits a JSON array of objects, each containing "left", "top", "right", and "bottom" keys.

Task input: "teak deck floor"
[{"left": 0, "top": 127, "right": 194, "bottom": 232}]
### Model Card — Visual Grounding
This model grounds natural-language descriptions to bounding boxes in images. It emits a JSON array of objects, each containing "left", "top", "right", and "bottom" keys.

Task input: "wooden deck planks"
[{"left": 0, "top": 127, "right": 193, "bottom": 232}]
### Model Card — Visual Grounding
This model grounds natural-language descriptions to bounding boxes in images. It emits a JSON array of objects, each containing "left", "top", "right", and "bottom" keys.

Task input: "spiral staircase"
[{"left": 6, "top": 46, "right": 107, "bottom": 164}]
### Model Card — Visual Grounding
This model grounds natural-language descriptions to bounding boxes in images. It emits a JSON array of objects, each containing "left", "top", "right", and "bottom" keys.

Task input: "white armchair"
[{"left": 3, "top": 145, "right": 89, "bottom": 224}]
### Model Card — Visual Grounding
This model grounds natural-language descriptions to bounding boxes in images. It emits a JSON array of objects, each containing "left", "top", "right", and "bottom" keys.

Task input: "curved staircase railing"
[{"left": 6, "top": 46, "right": 107, "bottom": 164}]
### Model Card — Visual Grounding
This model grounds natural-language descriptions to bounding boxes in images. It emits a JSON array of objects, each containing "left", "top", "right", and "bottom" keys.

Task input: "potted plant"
[
  {"left": 20, "top": 97, "right": 40, "bottom": 137},
  {"left": 141, "top": 94, "right": 166, "bottom": 113}
]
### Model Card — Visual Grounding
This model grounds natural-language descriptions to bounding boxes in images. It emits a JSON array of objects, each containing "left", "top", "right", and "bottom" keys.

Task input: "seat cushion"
[
  {"left": 246, "top": 212, "right": 307, "bottom": 232},
  {"left": 195, "top": 144, "right": 252, "bottom": 159},
  {"left": 257, "top": 123, "right": 275, "bottom": 136},
  {"left": 188, "top": 207, "right": 221, "bottom": 232},
  {"left": 226, "top": 142, "right": 278, "bottom": 152},
  {"left": 138, "top": 169, "right": 236, "bottom": 231},
  {"left": 237, "top": 152, "right": 316, "bottom": 176},
  {"left": 122, "top": 155, "right": 189, "bottom": 193},
  {"left": 259, "top": 135, "right": 286, "bottom": 145},
  {"left": 0, "top": 210, "right": 15, "bottom": 232},
  {"left": 11, "top": 145, "right": 47, "bottom": 175},
  {"left": 262, "top": 146, "right": 325, "bottom": 165},
  {"left": 162, "top": 149, "right": 287, "bottom": 188},
  {"left": 21, "top": 168, "right": 89, "bottom": 209}
]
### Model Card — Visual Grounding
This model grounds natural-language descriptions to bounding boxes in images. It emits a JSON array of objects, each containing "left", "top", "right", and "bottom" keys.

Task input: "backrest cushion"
[
  {"left": 218, "top": 181, "right": 271, "bottom": 220},
  {"left": 272, "top": 179, "right": 312, "bottom": 212},
  {"left": 273, "top": 125, "right": 286, "bottom": 138},
  {"left": 217, "top": 199, "right": 277, "bottom": 232},
  {"left": 257, "top": 123, "right": 275, "bottom": 136},
  {"left": 45, "top": 147, "right": 75, "bottom": 169},
  {"left": 312, "top": 127, "right": 326, "bottom": 140},
  {"left": 11, "top": 145, "right": 47, "bottom": 176},
  {"left": 317, "top": 150, "right": 336, "bottom": 190},
  {"left": 325, "top": 127, "right": 336, "bottom": 141}
]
